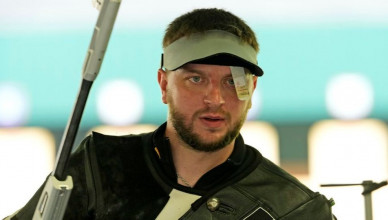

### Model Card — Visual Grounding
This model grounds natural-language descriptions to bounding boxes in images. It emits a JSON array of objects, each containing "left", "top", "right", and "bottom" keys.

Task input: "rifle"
[{"left": 32, "top": 1, "right": 121, "bottom": 219}]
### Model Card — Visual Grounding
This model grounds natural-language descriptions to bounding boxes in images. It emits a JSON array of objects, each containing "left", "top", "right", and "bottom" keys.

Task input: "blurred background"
[{"left": 1, "top": 0, "right": 387, "bottom": 219}]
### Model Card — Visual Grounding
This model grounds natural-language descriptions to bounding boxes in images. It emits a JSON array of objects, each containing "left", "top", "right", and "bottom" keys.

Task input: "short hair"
[{"left": 163, "top": 8, "right": 259, "bottom": 53}]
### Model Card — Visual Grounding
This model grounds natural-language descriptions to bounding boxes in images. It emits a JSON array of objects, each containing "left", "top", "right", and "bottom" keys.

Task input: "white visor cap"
[{"left": 161, "top": 30, "right": 263, "bottom": 76}]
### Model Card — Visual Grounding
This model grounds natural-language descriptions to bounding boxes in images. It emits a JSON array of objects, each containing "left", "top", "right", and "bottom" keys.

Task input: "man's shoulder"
[
  {"left": 82, "top": 130, "right": 154, "bottom": 151},
  {"left": 90, "top": 130, "right": 153, "bottom": 143},
  {"left": 258, "top": 157, "right": 313, "bottom": 194},
  {"left": 232, "top": 155, "right": 328, "bottom": 217},
  {"left": 71, "top": 130, "right": 154, "bottom": 165},
  {"left": 65, "top": 129, "right": 167, "bottom": 219},
  {"left": 240, "top": 156, "right": 315, "bottom": 195}
]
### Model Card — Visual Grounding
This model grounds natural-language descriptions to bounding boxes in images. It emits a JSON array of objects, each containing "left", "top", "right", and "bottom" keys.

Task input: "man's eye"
[
  {"left": 226, "top": 78, "right": 235, "bottom": 86},
  {"left": 189, "top": 76, "right": 202, "bottom": 83}
]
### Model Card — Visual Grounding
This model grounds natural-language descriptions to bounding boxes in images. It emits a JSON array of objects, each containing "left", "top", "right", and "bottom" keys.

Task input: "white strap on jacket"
[{"left": 156, "top": 189, "right": 201, "bottom": 220}]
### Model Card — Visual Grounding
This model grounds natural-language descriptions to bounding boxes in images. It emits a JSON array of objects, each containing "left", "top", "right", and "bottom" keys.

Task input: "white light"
[
  {"left": 240, "top": 121, "right": 279, "bottom": 165},
  {"left": 96, "top": 79, "right": 144, "bottom": 126},
  {"left": 326, "top": 73, "right": 374, "bottom": 120},
  {"left": 308, "top": 119, "right": 388, "bottom": 219},
  {"left": 0, "top": 83, "right": 30, "bottom": 127},
  {"left": 0, "top": 128, "right": 55, "bottom": 218}
]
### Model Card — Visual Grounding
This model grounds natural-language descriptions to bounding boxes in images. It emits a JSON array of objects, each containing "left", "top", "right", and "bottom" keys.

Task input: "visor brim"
[{"left": 187, "top": 53, "right": 264, "bottom": 76}]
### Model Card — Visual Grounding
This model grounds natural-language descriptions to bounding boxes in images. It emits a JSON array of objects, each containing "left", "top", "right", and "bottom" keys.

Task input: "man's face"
[{"left": 158, "top": 63, "right": 257, "bottom": 152}]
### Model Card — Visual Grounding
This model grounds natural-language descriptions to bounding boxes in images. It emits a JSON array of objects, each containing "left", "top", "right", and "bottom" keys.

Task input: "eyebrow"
[
  {"left": 179, "top": 66, "right": 205, "bottom": 75},
  {"left": 179, "top": 65, "right": 233, "bottom": 76}
]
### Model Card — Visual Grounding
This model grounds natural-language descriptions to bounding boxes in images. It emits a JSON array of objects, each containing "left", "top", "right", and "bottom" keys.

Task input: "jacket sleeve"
[
  {"left": 8, "top": 136, "right": 93, "bottom": 220},
  {"left": 280, "top": 193, "right": 336, "bottom": 220}
]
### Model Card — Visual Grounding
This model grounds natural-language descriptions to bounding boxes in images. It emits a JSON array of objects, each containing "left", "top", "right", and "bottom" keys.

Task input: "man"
[{"left": 8, "top": 8, "right": 335, "bottom": 219}]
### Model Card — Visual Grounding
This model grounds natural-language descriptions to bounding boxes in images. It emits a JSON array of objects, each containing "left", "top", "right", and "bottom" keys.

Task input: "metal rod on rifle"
[{"left": 32, "top": 1, "right": 121, "bottom": 219}]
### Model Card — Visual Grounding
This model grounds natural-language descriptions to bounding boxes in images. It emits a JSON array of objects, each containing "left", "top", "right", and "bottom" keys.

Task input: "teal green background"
[{"left": 1, "top": 26, "right": 387, "bottom": 129}]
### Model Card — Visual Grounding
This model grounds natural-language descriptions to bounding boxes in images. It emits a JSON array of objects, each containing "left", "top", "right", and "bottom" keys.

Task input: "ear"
[
  {"left": 158, "top": 68, "right": 168, "bottom": 104},
  {"left": 252, "top": 76, "right": 258, "bottom": 90},
  {"left": 247, "top": 76, "right": 258, "bottom": 109}
]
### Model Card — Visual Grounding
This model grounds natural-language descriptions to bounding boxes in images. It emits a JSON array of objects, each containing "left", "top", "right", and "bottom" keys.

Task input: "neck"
[{"left": 165, "top": 123, "right": 235, "bottom": 187}]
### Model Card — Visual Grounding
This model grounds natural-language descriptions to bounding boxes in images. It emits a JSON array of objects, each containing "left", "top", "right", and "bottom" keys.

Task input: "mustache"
[{"left": 193, "top": 107, "right": 231, "bottom": 120}]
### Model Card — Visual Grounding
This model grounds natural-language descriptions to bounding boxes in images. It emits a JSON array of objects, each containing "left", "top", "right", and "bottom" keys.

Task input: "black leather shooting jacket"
[{"left": 11, "top": 124, "right": 335, "bottom": 220}]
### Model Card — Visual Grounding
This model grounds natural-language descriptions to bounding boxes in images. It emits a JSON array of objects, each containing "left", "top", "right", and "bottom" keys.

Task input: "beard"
[{"left": 169, "top": 101, "right": 248, "bottom": 152}]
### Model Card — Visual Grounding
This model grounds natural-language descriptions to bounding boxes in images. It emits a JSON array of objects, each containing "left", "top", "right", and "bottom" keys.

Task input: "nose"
[{"left": 204, "top": 82, "right": 225, "bottom": 107}]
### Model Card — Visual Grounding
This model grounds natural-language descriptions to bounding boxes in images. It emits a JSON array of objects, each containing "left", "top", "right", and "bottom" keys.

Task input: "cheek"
[
  {"left": 168, "top": 86, "right": 203, "bottom": 111},
  {"left": 226, "top": 98, "right": 251, "bottom": 116}
]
